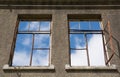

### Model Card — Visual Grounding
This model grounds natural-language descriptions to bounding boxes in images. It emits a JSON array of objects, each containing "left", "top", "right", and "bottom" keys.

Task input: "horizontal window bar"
[
  {"left": 70, "top": 31, "right": 103, "bottom": 34},
  {"left": 70, "top": 29, "right": 103, "bottom": 32},
  {"left": 71, "top": 48, "right": 86, "bottom": 50},
  {"left": 18, "top": 31, "right": 50, "bottom": 34},
  {"left": 33, "top": 48, "right": 50, "bottom": 50}
]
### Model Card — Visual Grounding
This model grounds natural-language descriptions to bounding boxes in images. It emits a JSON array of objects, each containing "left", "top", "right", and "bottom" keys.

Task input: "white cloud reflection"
[
  {"left": 32, "top": 50, "right": 49, "bottom": 66},
  {"left": 29, "top": 22, "right": 39, "bottom": 31},
  {"left": 12, "top": 22, "right": 50, "bottom": 66},
  {"left": 22, "top": 36, "right": 31, "bottom": 46},
  {"left": 71, "top": 34, "right": 105, "bottom": 66},
  {"left": 12, "top": 50, "right": 30, "bottom": 66}
]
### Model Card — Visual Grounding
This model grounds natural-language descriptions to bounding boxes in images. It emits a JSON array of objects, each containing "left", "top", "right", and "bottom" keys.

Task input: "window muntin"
[
  {"left": 70, "top": 21, "right": 101, "bottom": 30},
  {"left": 12, "top": 21, "right": 51, "bottom": 66},
  {"left": 69, "top": 21, "right": 106, "bottom": 66}
]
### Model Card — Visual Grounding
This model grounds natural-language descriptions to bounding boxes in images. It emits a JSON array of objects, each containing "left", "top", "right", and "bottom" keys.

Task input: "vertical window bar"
[
  {"left": 102, "top": 31, "right": 108, "bottom": 65},
  {"left": 106, "top": 21, "right": 115, "bottom": 65},
  {"left": 85, "top": 33, "right": 90, "bottom": 66},
  {"left": 30, "top": 34, "right": 35, "bottom": 66}
]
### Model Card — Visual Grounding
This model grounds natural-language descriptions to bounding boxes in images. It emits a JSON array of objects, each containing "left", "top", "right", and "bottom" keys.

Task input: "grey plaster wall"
[{"left": 0, "top": 9, "right": 120, "bottom": 77}]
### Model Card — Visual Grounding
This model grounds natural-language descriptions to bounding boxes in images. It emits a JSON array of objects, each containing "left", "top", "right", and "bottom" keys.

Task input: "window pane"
[
  {"left": 34, "top": 34, "right": 50, "bottom": 48},
  {"left": 90, "top": 21, "right": 101, "bottom": 30},
  {"left": 18, "top": 21, "right": 29, "bottom": 31},
  {"left": 71, "top": 50, "right": 88, "bottom": 66},
  {"left": 80, "top": 21, "right": 90, "bottom": 30},
  {"left": 40, "top": 21, "right": 50, "bottom": 31},
  {"left": 29, "top": 21, "right": 39, "bottom": 31},
  {"left": 69, "top": 22, "right": 80, "bottom": 29},
  {"left": 70, "top": 34, "right": 86, "bottom": 49},
  {"left": 12, "top": 34, "right": 32, "bottom": 66},
  {"left": 32, "top": 50, "right": 49, "bottom": 66},
  {"left": 87, "top": 34, "right": 105, "bottom": 66}
]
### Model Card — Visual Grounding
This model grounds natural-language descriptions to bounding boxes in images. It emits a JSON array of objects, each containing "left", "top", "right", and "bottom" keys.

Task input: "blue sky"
[
  {"left": 12, "top": 21, "right": 50, "bottom": 66},
  {"left": 70, "top": 21, "right": 105, "bottom": 66},
  {"left": 12, "top": 20, "right": 105, "bottom": 66}
]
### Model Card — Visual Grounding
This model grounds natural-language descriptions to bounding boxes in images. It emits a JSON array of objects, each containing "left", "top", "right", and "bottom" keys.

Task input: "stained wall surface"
[{"left": 0, "top": 7, "right": 120, "bottom": 77}]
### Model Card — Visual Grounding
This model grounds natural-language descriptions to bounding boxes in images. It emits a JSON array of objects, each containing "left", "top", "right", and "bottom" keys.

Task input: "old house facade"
[{"left": 0, "top": 0, "right": 120, "bottom": 77}]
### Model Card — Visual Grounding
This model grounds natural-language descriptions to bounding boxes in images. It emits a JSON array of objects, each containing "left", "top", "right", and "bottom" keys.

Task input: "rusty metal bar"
[
  {"left": 105, "top": 21, "right": 115, "bottom": 65},
  {"left": 102, "top": 31, "right": 108, "bottom": 65}
]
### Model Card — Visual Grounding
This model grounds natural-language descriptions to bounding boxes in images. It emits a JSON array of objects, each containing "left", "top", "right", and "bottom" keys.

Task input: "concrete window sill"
[
  {"left": 65, "top": 64, "right": 117, "bottom": 71},
  {"left": 3, "top": 64, "right": 55, "bottom": 71}
]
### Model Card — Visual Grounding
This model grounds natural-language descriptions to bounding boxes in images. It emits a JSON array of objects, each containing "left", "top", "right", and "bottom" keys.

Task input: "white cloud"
[
  {"left": 12, "top": 21, "right": 51, "bottom": 66},
  {"left": 88, "top": 34, "right": 105, "bottom": 66},
  {"left": 12, "top": 51, "right": 30, "bottom": 66},
  {"left": 22, "top": 36, "right": 31, "bottom": 46},
  {"left": 71, "top": 34, "right": 106, "bottom": 66},
  {"left": 32, "top": 50, "right": 49, "bottom": 66},
  {"left": 13, "top": 34, "right": 50, "bottom": 66},
  {"left": 29, "top": 22, "right": 39, "bottom": 31},
  {"left": 12, "top": 50, "right": 49, "bottom": 66},
  {"left": 34, "top": 34, "right": 50, "bottom": 48},
  {"left": 71, "top": 50, "right": 88, "bottom": 66}
]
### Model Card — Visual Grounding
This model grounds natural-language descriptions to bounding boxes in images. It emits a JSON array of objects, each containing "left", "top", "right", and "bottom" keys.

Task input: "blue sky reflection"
[
  {"left": 70, "top": 21, "right": 105, "bottom": 66},
  {"left": 12, "top": 21, "right": 50, "bottom": 66}
]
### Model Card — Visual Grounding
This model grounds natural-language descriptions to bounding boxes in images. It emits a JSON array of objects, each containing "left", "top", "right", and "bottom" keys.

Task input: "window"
[
  {"left": 11, "top": 20, "right": 51, "bottom": 66},
  {"left": 69, "top": 20, "right": 106, "bottom": 66}
]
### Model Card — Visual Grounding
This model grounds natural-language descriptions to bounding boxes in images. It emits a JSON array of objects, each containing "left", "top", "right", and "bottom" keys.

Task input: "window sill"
[
  {"left": 3, "top": 64, "right": 55, "bottom": 71},
  {"left": 65, "top": 64, "right": 117, "bottom": 71}
]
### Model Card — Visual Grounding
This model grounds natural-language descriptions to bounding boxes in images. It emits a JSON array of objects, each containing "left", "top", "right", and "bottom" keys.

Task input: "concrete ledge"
[
  {"left": 3, "top": 64, "right": 55, "bottom": 71},
  {"left": 65, "top": 64, "right": 117, "bottom": 71}
]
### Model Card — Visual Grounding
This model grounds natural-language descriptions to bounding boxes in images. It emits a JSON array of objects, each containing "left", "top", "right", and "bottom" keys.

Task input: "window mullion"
[
  {"left": 30, "top": 34, "right": 35, "bottom": 66},
  {"left": 85, "top": 33, "right": 90, "bottom": 66}
]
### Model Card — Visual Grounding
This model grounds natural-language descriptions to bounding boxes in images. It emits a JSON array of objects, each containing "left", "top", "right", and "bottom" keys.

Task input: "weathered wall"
[{"left": 0, "top": 9, "right": 120, "bottom": 77}]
